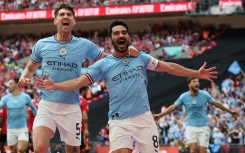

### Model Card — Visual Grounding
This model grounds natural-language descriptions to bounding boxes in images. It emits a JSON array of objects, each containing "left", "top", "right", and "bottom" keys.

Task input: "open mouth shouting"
[
  {"left": 193, "top": 85, "right": 199, "bottom": 92},
  {"left": 62, "top": 21, "right": 70, "bottom": 29},
  {"left": 117, "top": 39, "right": 126, "bottom": 48}
]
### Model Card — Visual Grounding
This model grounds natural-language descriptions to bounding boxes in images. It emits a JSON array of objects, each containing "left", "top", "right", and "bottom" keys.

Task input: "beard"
[
  {"left": 112, "top": 39, "right": 129, "bottom": 53},
  {"left": 191, "top": 86, "right": 199, "bottom": 93},
  {"left": 8, "top": 89, "right": 13, "bottom": 93}
]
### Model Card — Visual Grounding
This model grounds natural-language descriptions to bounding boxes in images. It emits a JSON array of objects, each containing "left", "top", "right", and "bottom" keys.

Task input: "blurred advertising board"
[{"left": 0, "top": 2, "right": 196, "bottom": 22}]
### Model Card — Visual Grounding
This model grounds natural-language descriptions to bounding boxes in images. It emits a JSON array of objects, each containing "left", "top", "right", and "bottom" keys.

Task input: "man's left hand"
[{"left": 128, "top": 46, "right": 139, "bottom": 57}]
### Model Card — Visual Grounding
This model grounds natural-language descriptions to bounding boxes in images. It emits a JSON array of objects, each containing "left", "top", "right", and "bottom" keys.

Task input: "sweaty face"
[
  {"left": 111, "top": 25, "right": 129, "bottom": 53},
  {"left": 54, "top": 9, "right": 75, "bottom": 33},
  {"left": 189, "top": 78, "right": 200, "bottom": 92},
  {"left": 8, "top": 80, "right": 17, "bottom": 93}
]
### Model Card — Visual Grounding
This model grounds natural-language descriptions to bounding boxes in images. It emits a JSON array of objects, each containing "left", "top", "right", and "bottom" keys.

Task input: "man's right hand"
[
  {"left": 35, "top": 74, "right": 55, "bottom": 90},
  {"left": 153, "top": 114, "right": 162, "bottom": 122},
  {"left": 18, "top": 78, "right": 31, "bottom": 88}
]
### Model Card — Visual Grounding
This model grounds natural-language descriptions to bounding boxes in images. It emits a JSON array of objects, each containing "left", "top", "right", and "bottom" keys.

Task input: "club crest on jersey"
[
  {"left": 122, "top": 57, "right": 129, "bottom": 64},
  {"left": 60, "top": 47, "right": 67, "bottom": 55}
]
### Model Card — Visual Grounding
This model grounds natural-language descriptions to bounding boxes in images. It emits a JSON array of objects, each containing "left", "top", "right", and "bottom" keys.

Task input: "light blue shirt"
[
  {"left": 0, "top": 92, "right": 37, "bottom": 129},
  {"left": 86, "top": 52, "right": 156, "bottom": 120},
  {"left": 31, "top": 35, "right": 101, "bottom": 104},
  {"left": 175, "top": 90, "right": 215, "bottom": 127},
  {"left": 212, "top": 132, "right": 225, "bottom": 145}
]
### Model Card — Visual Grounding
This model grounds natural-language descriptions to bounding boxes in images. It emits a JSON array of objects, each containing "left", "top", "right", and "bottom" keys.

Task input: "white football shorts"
[
  {"left": 7, "top": 128, "right": 29, "bottom": 146},
  {"left": 109, "top": 111, "right": 159, "bottom": 153},
  {"left": 186, "top": 126, "right": 210, "bottom": 148},
  {"left": 33, "top": 100, "right": 82, "bottom": 146}
]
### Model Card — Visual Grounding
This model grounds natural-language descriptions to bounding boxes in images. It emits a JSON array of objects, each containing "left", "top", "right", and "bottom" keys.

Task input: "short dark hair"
[
  {"left": 80, "top": 86, "right": 88, "bottom": 93},
  {"left": 13, "top": 77, "right": 20, "bottom": 84},
  {"left": 54, "top": 3, "right": 75, "bottom": 17},
  {"left": 108, "top": 20, "right": 129, "bottom": 38},
  {"left": 187, "top": 77, "right": 197, "bottom": 84}
]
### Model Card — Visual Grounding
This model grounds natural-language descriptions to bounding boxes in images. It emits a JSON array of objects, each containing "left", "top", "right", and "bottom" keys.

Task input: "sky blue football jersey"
[
  {"left": 31, "top": 36, "right": 101, "bottom": 104},
  {"left": 85, "top": 52, "right": 159, "bottom": 120},
  {"left": 175, "top": 90, "right": 215, "bottom": 127},
  {"left": 0, "top": 93, "right": 37, "bottom": 129}
]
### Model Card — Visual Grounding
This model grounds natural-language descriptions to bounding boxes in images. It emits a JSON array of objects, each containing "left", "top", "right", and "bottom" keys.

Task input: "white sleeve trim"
[{"left": 147, "top": 57, "right": 160, "bottom": 70}]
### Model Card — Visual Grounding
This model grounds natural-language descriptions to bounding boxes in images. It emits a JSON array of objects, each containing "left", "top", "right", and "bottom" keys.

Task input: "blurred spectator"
[
  {"left": 228, "top": 127, "right": 241, "bottom": 144},
  {"left": 228, "top": 127, "right": 242, "bottom": 153},
  {"left": 53, "top": 144, "right": 63, "bottom": 153},
  {"left": 0, "top": 106, "right": 7, "bottom": 153},
  {"left": 97, "top": 125, "right": 109, "bottom": 146},
  {"left": 79, "top": 86, "right": 90, "bottom": 153},
  {"left": 221, "top": 77, "right": 234, "bottom": 97},
  {"left": 209, "top": 127, "right": 225, "bottom": 153}
]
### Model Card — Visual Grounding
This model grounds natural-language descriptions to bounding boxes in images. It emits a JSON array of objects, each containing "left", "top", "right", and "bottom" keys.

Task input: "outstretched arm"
[
  {"left": 213, "top": 101, "right": 239, "bottom": 117},
  {"left": 35, "top": 74, "right": 91, "bottom": 91},
  {"left": 154, "top": 61, "right": 218, "bottom": 82},
  {"left": 154, "top": 104, "right": 177, "bottom": 121}
]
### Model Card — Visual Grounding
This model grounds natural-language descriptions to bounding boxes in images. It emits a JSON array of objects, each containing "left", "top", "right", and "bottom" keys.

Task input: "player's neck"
[
  {"left": 189, "top": 90, "right": 198, "bottom": 96},
  {"left": 55, "top": 32, "right": 72, "bottom": 42},
  {"left": 11, "top": 90, "right": 21, "bottom": 96},
  {"left": 113, "top": 51, "right": 128, "bottom": 58}
]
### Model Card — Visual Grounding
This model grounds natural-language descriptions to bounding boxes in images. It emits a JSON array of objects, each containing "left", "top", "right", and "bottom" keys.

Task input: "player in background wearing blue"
[
  {"left": 154, "top": 77, "right": 239, "bottom": 153},
  {"left": 17, "top": 4, "right": 139, "bottom": 153},
  {"left": 35, "top": 20, "right": 219, "bottom": 153},
  {"left": 0, "top": 77, "right": 37, "bottom": 153}
]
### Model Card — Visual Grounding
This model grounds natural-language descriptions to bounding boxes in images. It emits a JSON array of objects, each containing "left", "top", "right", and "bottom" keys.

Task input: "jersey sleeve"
[
  {"left": 26, "top": 95, "right": 37, "bottom": 116},
  {"left": 31, "top": 41, "right": 42, "bottom": 63},
  {"left": 85, "top": 60, "right": 104, "bottom": 84},
  {"left": 84, "top": 39, "right": 102, "bottom": 62},
  {"left": 175, "top": 94, "right": 184, "bottom": 107},
  {"left": 141, "top": 52, "right": 160, "bottom": 70},
  {"left": 204, "top": 91, "right": 215, "bottom": 104}
]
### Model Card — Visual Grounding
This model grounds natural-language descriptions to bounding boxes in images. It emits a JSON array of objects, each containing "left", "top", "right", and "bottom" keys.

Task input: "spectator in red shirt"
[
  {"left": 27, "top": 101, "right": 38, "bottom": 135},
  {"left": 0, "top": 106, "right": 7, "bottom": 153},
  {"left": 79, "top": 86, "right": 90, "bottom": 153},
  {"left": 26, "top": 93, "right": 39, "bottom": 153}
]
